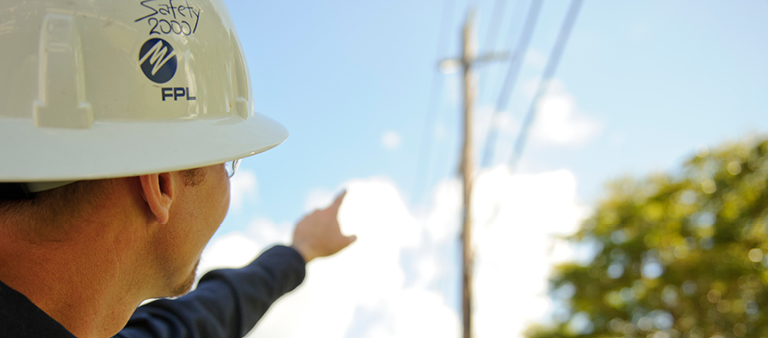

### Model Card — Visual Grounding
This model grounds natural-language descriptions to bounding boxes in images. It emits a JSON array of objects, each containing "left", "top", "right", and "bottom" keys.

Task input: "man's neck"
[{"left": 0, "top": 225, "right": 150, "bottom": 338}]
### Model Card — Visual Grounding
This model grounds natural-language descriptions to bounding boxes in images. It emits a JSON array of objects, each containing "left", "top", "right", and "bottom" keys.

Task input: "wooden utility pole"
[
  {"left": 439, "top": 11, "right": 507, "bottom": 338},
  {"left": 460, "top": 12, "right": 477, "bottom": 338}
]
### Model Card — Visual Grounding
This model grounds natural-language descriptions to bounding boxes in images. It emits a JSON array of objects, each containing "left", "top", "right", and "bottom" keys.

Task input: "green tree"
[{"left": 526, "top": 138, "right": 768, "bottom": 338}]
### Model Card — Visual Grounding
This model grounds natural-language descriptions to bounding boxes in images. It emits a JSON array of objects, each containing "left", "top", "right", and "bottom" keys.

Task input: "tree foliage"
[{"left": 526, "top": 138, "right": 768, "bottom": 338}]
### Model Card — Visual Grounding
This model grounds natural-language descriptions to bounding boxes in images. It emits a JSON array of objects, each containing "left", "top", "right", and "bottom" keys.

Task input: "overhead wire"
[
  {"left": 507, "top": 0, "right": 583, "bottom": 171},
  {"left": 480, "top": 0, "right": 544, "bottom": 168},
  {"left": 475, "top": 0, "right": 510, "bottom": 101},
  {"left": 483, "top": 0, "right": 509, "bottom": 51},
  {"left": 412, "top": 0, "right": 457, "bottom": 204},
  {"left": 474, "top": 0, "right": 515, "bottom": 147},
  {"left": 480, "top": 0, "right": 584, "bottom": 229}
]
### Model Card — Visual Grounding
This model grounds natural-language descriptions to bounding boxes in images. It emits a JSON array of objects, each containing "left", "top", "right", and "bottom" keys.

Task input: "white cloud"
[
  {"left": 199, "top": 218, "right": 293, "bottom": 273},
  {"left": 478, "top": 79, "right": 600, "bottom": 167},
  {"left": 200, "top": 168, "right": 588, "bottom": 338},
  {"left": 518, "top": 79, "right": 602, "bottom": 147},
  {"left": 229, "top": 169, "right": 257, "bottom": 211},
  {"left": 381, "top": 131, "right": 402, "bottom": 150},
  {"left": 198, "top": 232, "right": 259, "bottom": 273},
  {"left": 422, "top": 178, "right": 461, "bottom": 242},
  {"left": 245, "top": 218, "right": 294, "bottom": 250},
  {"left": 532, "top": 94, "right": 599, "bottom": 146},
  {"left": 472, "top": 167, "right": 589, "bottom": 337}
]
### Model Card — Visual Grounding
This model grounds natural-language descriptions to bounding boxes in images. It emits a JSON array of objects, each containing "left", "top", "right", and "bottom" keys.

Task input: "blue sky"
[
  {"left": 203, "top": 1, "right": 768, "bottom": 336},
  {"left": 218, "top": 0, "right": 768, "bottom": 230}
]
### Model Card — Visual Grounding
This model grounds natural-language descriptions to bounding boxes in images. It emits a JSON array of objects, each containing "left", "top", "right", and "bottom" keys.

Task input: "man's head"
[{"left": 0, "top": 165, "right": 230, "bottom": 298}]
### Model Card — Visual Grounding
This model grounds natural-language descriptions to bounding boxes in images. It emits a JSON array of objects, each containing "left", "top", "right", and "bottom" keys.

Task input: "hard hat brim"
[{"left": 0, "top": 112, "right": 288, "bottom": 182}]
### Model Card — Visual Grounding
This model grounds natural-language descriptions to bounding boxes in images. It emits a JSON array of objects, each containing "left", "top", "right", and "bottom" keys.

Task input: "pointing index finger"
[{"left": 328, "top": 190, "right": 347, "bottom": 214}]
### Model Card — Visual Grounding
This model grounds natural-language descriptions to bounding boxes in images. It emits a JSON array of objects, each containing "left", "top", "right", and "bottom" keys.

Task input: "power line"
[
  {"left": 507, "top": 0, "right": 583, "bottom": 171},
  {"left": 475, "top": 0, "right": 510, "bottom": 104},
  {"left": 478, "top": 0, "right": 584, "bottom": 230},
  {"left": 412, "top": 0, "right": 456, "bottom": 204},
  {"left": 483, "top": 0, "right": 509, "bottom": 52},
  {"left": 480, "top": 0, "right": 544, "bottom": 168}
]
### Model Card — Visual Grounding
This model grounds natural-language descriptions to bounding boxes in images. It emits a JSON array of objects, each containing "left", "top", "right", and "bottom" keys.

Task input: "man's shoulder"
[{"left": 0, "top": 280, "right": 77, "bottom": 338}]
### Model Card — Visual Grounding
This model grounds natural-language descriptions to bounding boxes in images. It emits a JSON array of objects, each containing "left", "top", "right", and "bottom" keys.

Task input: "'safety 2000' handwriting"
[{"left": 135, "top": 0, "right": 201, "bottom": 36}]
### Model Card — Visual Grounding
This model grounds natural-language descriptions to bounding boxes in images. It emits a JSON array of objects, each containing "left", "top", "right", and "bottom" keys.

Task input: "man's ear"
[{"left": 139, "top": 173, "right": 175, "bottom": 225}]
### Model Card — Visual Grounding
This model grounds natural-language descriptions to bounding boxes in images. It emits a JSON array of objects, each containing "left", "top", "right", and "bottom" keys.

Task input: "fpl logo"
[{"left": 138, "top": 38, "right": 177, "bottom": 84}]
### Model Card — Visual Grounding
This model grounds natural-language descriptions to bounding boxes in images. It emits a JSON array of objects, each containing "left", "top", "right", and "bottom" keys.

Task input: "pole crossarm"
[{"left": 438, "top": 52, "right": 508, "bottom": 73}]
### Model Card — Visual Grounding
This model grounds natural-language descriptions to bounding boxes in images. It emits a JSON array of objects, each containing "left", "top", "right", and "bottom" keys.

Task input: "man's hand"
[{"left": 291, "top": 191, "right": 356, "bottom": 263}]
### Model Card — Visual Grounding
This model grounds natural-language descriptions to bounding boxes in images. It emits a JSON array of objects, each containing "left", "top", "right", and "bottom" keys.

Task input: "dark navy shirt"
[
  {"left": 0, "top": 277, "right": 76, "bottom": 338},
  {"left": 0, "top": 245, "right": 305, "bottom": 338}
]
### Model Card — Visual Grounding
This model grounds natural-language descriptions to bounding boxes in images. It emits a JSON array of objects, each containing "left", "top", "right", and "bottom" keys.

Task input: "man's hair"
[
  {"left": 0, "top": 179, "right": 111, "bottom": 241},
  {"left": 0, "top": 168, "right": 206, "bottom": 241},
  {"left": 179, "top": 168, "right": 206, "bottom": 187}
]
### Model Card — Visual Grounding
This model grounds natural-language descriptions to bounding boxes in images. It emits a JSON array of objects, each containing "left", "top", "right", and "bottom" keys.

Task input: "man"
[
  {"left": 0, "top": 0, "right": 355, "bottom": 337},
  {"left": 0, "top": 173, "right": 354, "bottom": 338}
]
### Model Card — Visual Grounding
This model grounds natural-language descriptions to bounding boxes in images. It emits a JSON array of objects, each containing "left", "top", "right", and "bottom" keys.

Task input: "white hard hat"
[{"left": 0, "top": 0, "right": 287, "bottom": 185}]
